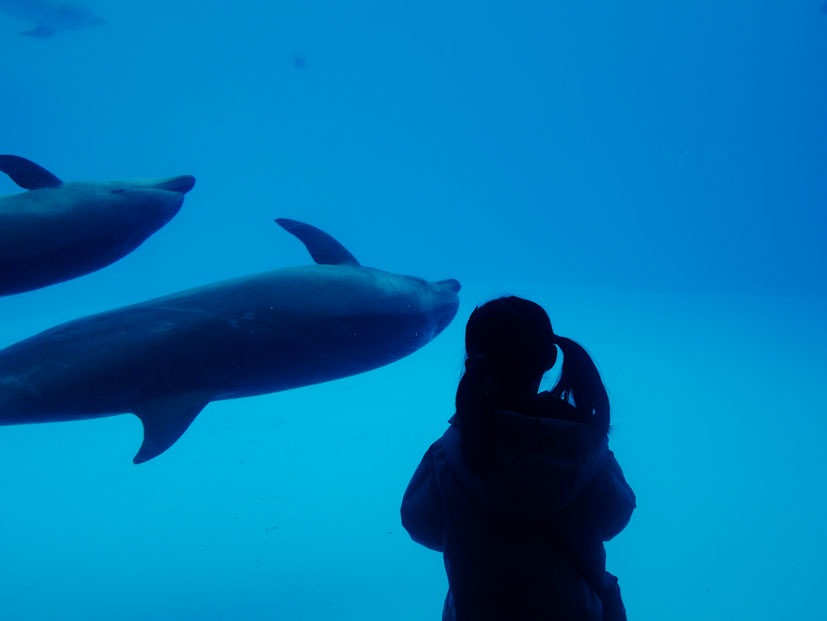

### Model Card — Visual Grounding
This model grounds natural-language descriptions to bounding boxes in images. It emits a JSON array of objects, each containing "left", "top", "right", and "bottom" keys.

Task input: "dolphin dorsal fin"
[
  {"left": 275, "top": 218, "right": 360, "bottom": 266},
  {"left": 0, "top": 155, "right": 62, "bottom": 190}
]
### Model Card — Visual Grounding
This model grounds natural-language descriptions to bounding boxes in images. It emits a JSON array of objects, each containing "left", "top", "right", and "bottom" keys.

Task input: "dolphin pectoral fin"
[
  {"left": 19, "top": 26, "right": 56, "bottom": 38},
  {"left": 275, "top": 218, "right": 360, "bottom": 266},
  {"left": 132, "top": 392, "right": 212, "bottom": 464},
  {"left": 0, "top": 155, "right": 63, "bottom": 189}
]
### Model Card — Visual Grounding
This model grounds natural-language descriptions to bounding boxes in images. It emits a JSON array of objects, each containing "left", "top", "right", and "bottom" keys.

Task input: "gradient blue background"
[{"left": 1, "top": 1, "right": 825, "bottom": 619}]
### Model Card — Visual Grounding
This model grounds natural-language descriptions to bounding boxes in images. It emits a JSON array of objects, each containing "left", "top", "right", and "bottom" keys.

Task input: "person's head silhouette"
[
  {"left": 464, "top": 296, "right": 556, "bottom": 400},
  {"left": 456, "top": 296, "right": 609, "bottom": 473}
]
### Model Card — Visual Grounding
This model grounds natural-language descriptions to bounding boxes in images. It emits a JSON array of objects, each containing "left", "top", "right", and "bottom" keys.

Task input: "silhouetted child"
[{"left": 401, "top": 297, "right": 635, "bottom": 621}]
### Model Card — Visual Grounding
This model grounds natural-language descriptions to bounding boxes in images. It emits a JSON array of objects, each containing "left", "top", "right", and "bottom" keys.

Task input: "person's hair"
[{"left": 455, "top": 296, "right": 609, "bottom": 474}]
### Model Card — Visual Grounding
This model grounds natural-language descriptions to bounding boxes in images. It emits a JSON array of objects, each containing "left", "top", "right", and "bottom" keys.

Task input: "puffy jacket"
[{"left": 401, "top": 395, "right": 635, "bottom": 621}]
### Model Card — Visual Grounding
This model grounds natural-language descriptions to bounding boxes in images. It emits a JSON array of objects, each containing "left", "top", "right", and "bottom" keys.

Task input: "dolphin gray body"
[
  {"left": 0, "top": 219, "right": 461, "bottom": 463},
  {"left": 0, "top": 0, "right": 105, "bottom": 37},
  {"left": 0, "top": 155, "right": 195, "bottom": 296}
]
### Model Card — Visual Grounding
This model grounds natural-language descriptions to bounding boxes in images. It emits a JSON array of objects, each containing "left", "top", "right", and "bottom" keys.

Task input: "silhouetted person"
[{"left": 401, "top": 296, "right": 635, "bottom": 620}]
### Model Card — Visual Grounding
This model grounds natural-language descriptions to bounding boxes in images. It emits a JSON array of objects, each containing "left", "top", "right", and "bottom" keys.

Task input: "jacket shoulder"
[{"left": 400, "top": 439, "right": 448, "bottom": 552}]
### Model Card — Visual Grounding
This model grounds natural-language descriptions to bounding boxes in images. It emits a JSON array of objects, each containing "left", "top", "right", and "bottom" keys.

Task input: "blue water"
[{"left": 1, "top": 1, "right": 826, "bottom": 619}]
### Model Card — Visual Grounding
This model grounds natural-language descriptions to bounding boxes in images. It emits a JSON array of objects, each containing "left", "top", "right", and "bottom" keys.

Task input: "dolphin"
[
  {"left": 0, "top": 0, "right": 105, "bottom": 37},
  {"left": 0, "top": 155, "right": 195, "bottom": 296},
  {"left": 0, "top": 219, "right": 461, "bottom": 463}
]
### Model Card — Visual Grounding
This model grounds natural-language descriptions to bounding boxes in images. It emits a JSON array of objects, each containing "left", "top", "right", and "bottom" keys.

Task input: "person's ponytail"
[{"left": 551, "top": 336, "right": 610, "bottom": 437}]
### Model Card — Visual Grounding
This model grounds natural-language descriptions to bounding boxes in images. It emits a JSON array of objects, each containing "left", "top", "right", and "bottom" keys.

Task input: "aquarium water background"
[{"left": 1, "top": 1, "right": 825, "bottom": 619}]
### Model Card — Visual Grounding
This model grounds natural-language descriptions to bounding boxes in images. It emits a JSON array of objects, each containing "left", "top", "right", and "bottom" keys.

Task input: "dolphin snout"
[
  {"left": 437, "top": 278, "right": 461, "bottom": 294},
  {"left": 111, "top": 185, "right": 187, "bottom": 219},
  {"left": 147, "top": 175, "right": 196, "bottom": 194}
]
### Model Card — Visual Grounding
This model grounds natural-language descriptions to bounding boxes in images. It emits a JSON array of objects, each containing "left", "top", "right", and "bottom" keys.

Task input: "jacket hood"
[{"left": 440, "top": 395, "right": 608, "bottom": 520}]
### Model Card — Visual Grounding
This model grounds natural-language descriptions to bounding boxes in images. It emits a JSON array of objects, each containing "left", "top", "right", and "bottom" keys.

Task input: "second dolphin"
[{"left": 0, "top": 155, "right": 195, "bottom": 296}]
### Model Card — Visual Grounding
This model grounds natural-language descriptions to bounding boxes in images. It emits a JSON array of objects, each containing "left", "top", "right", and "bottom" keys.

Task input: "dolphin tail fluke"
[
  {"left": 19, "top": 26, "right": 56, "bottom": 38},
  {"left": 132, "top": 392, "right": 212, "bottom": 464}
]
